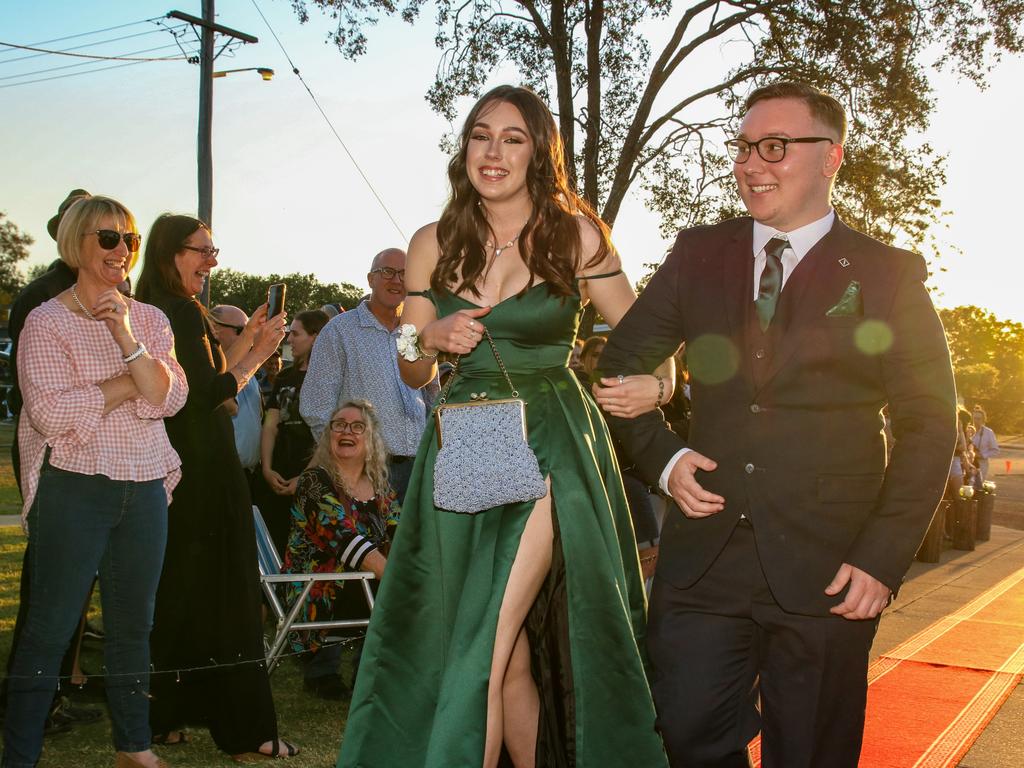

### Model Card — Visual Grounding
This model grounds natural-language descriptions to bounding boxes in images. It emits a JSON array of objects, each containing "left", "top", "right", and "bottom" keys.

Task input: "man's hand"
[
  {"left": 667, "top": 451, "right": 725, "bottom": 518},
  {"left": 825, "top": 563, "right": 892, "bottom": 620}
]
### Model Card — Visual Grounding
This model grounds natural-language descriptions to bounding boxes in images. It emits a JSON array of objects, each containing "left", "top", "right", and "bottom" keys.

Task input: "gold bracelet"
[{"left": 640, "top": 554, "right": 658, "bottom": 564}]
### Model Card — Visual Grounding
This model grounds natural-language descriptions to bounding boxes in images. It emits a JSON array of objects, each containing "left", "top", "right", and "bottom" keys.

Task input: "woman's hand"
[
  {"left": 251, "top": 306, "right": 287, "bottom": 362},
  {"left": 92, "top": 288, "right": 136, "bottom": 352},
  {"left": 262, "top": 466, "right": 291, "bottom": 495},
  {"left": 639, "top": 545, "right": 659, "bottom": 581},
  {"left": 421, "top": 307, "right": 491, "bottom": 356},
  {"left": 592, "top": 374, "right": 665, "bottom": 418}
]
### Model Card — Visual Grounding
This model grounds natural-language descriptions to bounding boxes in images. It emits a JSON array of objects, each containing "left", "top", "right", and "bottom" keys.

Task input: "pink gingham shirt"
[{"left": 18, "top": 297, "right": 189, "bottom": 524}]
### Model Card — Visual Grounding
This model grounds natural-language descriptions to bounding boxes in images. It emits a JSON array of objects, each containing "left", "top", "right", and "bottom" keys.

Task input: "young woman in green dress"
[{"left": 337, "top": 85, "right": 669, "bottom": 768}]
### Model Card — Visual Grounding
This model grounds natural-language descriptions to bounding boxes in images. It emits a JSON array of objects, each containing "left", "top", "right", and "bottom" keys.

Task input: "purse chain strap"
[{"left": 437, "top": 328, "right": 519, "bottom": 405}]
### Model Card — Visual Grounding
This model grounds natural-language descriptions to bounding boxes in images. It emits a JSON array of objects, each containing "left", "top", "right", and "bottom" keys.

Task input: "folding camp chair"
[{"left": 253, "top": 506, "right": 376, "bottom": 674}]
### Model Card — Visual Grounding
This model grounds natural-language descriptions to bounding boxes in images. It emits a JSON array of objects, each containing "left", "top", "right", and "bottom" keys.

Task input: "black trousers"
[{"left": 648, "top": 520, "right": 878, "bottom": 768}]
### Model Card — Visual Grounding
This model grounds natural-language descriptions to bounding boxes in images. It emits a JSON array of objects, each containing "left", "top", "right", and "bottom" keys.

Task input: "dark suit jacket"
[{"left": 600, "top": 216, "right": 957, "bottom": 616}]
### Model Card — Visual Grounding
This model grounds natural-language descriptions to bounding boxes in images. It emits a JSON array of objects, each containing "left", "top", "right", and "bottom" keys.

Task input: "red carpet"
[{"left": 749, "top": 565, "right": 1024, "bottom": 767}]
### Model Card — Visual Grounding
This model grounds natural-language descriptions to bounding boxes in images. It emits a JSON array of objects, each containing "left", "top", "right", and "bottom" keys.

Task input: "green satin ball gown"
[{"left": 337, "top": 279, "right": 668, "bottom": 768}]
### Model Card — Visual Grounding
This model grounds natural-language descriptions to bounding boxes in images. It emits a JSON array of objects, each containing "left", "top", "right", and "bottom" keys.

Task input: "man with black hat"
[{"left": 0, "top": 188, "right": 103, "bottom": 734}]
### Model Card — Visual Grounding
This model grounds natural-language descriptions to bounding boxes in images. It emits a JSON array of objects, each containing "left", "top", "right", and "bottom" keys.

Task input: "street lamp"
[{"left": 212, "top": 67, "right": 275, "bottom": 81}]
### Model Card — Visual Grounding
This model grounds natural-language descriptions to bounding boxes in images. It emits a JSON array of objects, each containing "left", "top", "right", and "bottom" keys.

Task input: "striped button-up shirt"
[
  {"left": 18, "top": 298, "right": 188, "bottom": 524},
  {"left": 299, "top": 301, "right": 439, "bottom": 456}
]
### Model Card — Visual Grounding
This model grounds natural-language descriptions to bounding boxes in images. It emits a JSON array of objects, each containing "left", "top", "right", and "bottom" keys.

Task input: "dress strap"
[
  {"left": 580, "top": 269, "right": 623, "bottom": 281},
  {"left": 406, "top": 289, "right": 433, "bottom": 298}
]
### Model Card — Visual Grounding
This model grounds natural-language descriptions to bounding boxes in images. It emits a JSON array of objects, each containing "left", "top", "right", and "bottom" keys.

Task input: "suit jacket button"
[
  {"left": 744, "top": 463, "right": 755, "bottom": 474},
  {"left": 750, "top": 404, "right": 761, "bottom": 413},
  {"left": 754, "top": 348, "right": 766, "bottom": 359}
]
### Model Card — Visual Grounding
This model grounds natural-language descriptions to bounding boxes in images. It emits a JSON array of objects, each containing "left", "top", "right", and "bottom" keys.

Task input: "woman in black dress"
[{"left": 135, "top": 214, "right": 298, "bottom": 760}]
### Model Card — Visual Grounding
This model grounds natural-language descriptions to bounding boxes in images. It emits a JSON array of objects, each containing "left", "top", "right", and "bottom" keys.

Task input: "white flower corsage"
[{"left": 397, "top": 323, "right": 421, "bottom": 362}]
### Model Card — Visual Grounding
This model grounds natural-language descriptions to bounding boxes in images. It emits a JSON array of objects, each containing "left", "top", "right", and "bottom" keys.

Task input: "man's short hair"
[{"left": 745, "top": 81, "right": 848, "bottom": 144}]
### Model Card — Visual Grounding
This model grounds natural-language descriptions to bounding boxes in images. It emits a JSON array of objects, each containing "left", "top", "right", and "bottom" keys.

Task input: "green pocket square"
[{"left": 826, "top": 280, "right": 863, "bottom": 317}]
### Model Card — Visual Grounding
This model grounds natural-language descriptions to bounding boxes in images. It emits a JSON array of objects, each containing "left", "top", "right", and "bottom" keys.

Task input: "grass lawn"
[{"left": 0, "top": 423, "right": 355, "bottom": 767}]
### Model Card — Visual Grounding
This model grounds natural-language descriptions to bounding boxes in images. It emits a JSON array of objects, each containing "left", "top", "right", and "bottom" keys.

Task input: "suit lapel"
[
  {"left": 759, "top": 218, "right": 861, "bottom": 389},
  {"left": 723, "top": 224, "right": 756, "bottom": 393}
]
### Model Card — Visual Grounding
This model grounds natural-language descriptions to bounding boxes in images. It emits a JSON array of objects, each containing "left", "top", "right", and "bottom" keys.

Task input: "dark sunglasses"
[
  {"left": 87, "top": 230, "right": 141, "bottom": 253},
  {"left": 211, "top": 317, "right": 244, "bottom": 335}
]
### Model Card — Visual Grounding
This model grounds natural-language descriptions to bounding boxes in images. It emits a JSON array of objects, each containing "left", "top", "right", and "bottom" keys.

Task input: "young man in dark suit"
[{"left": 600, "top": 82, "right": 957, "bottom": 767}]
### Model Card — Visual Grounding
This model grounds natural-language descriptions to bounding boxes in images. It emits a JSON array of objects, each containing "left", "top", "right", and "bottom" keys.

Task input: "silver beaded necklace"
[{"left": 70, "top": 284, "right": 96, "bottom": 320}]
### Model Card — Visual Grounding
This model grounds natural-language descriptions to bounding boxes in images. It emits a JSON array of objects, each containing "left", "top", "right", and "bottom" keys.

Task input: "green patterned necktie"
[{"left": 755, "top": 236, "right": 789, "bottom": 331}]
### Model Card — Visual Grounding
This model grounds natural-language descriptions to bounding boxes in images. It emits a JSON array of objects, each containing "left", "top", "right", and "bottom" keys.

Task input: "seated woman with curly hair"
[{"left": 283, "top": 400, "right": 399, "bottom": 699}]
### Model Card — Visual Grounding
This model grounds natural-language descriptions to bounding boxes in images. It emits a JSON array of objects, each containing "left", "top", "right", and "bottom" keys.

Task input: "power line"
[
  {"left": 0, "top": 17, "right": 166, "bottom": 53},
  {"left": 0, "top": 40, "right": 189, "bottom": 62},
  {"left": 0, "top": 25, "right": 187, "bottom": 66},
  {"left": 0, "top": 44, "right": 187, "bottom": 81},
  {"left": 248, "top": 0, "right": 408, "bottom": 243},
  {"left": 0, "top": 59, "right": 162, "bottom": 90}
]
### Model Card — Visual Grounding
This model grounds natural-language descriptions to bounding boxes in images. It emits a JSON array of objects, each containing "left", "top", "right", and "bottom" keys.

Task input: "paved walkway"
[{"left": 872, "top": 525, "right": 1024, "bottom": 767}]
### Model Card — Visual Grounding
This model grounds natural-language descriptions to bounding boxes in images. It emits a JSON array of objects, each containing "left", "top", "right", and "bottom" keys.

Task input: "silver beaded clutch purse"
[{"left": 433, "top": 331, "right": 547, "bottom": 515}]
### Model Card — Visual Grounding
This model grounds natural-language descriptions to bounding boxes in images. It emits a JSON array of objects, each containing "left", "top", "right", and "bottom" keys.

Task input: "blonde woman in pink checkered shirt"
[{"left": 4, "top": 195, "right": 187, "bottom": 768}]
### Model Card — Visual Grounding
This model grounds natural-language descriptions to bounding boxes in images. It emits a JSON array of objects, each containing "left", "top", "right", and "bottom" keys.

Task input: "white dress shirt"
[{"left": 658, "top": 210, "right": 836, "bottom": 496}]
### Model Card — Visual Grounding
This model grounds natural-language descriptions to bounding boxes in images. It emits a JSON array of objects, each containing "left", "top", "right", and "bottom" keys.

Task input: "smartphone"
[{"left": 267, "top": 282, "right": 286, "bottom": 319}]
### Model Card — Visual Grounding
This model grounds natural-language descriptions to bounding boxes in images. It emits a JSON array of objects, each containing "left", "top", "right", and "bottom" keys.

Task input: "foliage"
[
  {"left": 940, "top": 306, "right": 1024, "bottom": 433},
  {"left": 291, "top": 0, "right": 1022, "bottom": 261},
  {"left": 210, "top": 268, "right": 365, "bottom": 315},
  {"left": 0, "top": 212, "right": 32, "bottom": 297}
]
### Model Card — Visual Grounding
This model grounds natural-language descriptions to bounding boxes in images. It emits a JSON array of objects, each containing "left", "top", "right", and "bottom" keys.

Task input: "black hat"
[{"left": 46, "top": 188, "right": 90, "bottom": 241}]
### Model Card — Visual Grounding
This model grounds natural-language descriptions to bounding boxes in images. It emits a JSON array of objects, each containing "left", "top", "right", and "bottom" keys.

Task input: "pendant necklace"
[
  {"left": 482, "top": 227, "right": 525, "bottom": 284},
  {"left": 487, "top": 230, "right": 522, "bottom": 259},
  {"left": 71, "top": 284, "right": 96, "bottom": 320}
]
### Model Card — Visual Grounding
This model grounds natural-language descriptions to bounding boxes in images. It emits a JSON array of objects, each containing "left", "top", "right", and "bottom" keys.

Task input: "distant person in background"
[
  {"left": 5, "top": 194, "right": 186, "bottom": 768},
  {"left": 283, "top": 400, "right": 399, "bottom": 700},
  {"left": 300, "top": 248, "right": 438, "bottom": 504},
  {"left": 256, "top": 350, "right": 283, "bottom": 400},
  {"left": 210, "top": 304, "right": 264, "bottom": 485},
  {"left": 971, "top": 406, "right": 1000, "bottom": 481},
  {"left": 260, "top": 309, "right": 329, "bottom": 555},
  {"left": 135, "top": 214, "right": 298, "bottom": 760},
  {"left": 320, "top": 302, "right": 346, "bottom": 320}
]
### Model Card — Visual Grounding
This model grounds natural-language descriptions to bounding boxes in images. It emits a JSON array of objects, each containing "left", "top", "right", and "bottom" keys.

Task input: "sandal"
[
  {"left": 231, "top": 738, "right": 300, "bottom": 762},
  {"left": 151, "top": 730, "right": 189, "bottom": 746}
]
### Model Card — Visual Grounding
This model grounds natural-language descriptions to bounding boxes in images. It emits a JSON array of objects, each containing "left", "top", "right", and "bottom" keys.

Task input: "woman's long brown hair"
[{"left": 432, "top": 85, "right": 613, "bottom": 299}]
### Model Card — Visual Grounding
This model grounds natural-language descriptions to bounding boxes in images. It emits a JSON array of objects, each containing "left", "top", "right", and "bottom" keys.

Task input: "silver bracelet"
[{"left": 122, "top": 342, "right": 147, "bottom": 363}]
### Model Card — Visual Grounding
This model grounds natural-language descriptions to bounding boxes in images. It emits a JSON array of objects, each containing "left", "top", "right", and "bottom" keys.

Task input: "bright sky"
[{"left": 2, "top": 1, "right": 1022, "bottom": 323}]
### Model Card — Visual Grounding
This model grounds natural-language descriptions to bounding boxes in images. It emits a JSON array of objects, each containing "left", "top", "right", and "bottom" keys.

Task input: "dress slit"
[{"left": 496, "top": 496, "right": 576, "bottom": 768}]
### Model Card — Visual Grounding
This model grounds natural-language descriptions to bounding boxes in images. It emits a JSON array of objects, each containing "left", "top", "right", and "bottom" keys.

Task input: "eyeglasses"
[
  {"left": 370, "top": 267, "right": 405, "bottom": 281},
  {"left": 211, "top": 317, "right": 244, "bottom": 335},
  {"left": 329, "top": 419, "right": 366, "bottom": 435},
  {"left": 180, "top": 244, "right": 221, "bottom": 259},
  {"left": 725, "top": 136, "right": 834, "bottom": 164},
  {"left": 87, "top": 230, "right": 142, "bottom": 253}
]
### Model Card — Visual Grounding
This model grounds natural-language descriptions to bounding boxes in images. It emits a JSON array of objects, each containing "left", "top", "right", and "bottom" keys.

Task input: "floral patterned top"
[{"left": 282, "top": 465, "right": 400, "bottom": 650}]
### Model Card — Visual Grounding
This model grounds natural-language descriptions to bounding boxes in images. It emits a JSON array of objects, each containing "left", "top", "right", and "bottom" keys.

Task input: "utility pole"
[{"left": 166, "top": 6, "right": 257, "bottom": 304}]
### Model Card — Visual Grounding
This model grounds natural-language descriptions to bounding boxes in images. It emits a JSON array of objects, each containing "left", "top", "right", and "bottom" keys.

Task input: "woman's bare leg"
[
  {"left": 483, "top": 490, "right": 553, "bottom": 768},
  {"left": 502, "top": 627, "right": 539, "bottom": 767}
]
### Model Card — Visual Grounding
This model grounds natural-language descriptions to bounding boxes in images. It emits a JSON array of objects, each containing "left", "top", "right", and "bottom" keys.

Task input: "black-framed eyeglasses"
[
  {"left": 180, "top": 244, "right": 221, "bottom": 259},
  {"left": 211, "top": 317, "right": 244, "bottom": 335},
  {"left": 725, "top": 136, "right": 834, "bottom": 164},
  {"left": 86, "top": 230, "right": 142, "bottom": 253},
  {"left": 370, "top": 267, "right": 405, "bottom": 282},
  {"left": 329, "top": 419, "right": 366, "bottom": 435}
]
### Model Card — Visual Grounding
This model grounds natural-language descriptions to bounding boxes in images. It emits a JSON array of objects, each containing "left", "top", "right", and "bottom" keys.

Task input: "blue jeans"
[{"left": 2, "top": 463, "right": 167, "bottom": 767}]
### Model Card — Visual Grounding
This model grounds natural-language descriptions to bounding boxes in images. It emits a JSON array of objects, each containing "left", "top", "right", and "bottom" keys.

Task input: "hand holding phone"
[{"left": 267, "top": 282, "right": 286, "bottom": 319}]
